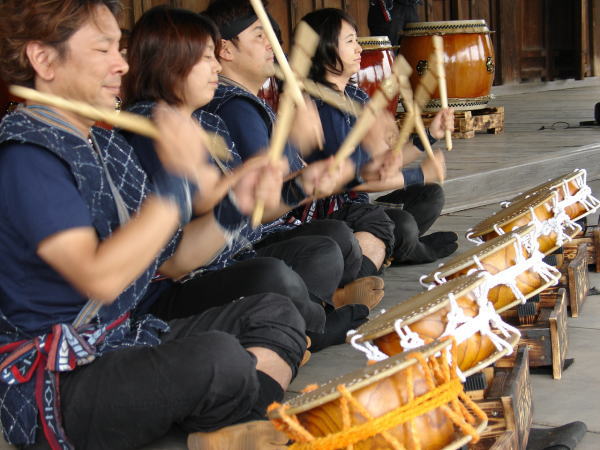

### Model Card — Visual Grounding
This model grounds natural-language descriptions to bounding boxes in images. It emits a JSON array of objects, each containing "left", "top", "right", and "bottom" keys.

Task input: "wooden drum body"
[
  {"left": 351, "top": 273, "right": 519, "bottom": 375},
  {"left": 425, "top": 225, "right": 561, "bottom": 312},
  {"left": 269, "top": 341, "right": 487, "bottom": 450},
  {"left": 400, "top": 20, "right": 495, "bottom": 111},
  {"left": 357, "top": 36, "right": 399, "bottom": 114}
]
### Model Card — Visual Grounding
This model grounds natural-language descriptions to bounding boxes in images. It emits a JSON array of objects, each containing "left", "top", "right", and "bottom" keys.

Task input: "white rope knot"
[
  {"left": 466, "top": 230, "right": 484, "bottom": 245},
  {"left": 347, "top": 331, "right": 389, "bottom": 362}
]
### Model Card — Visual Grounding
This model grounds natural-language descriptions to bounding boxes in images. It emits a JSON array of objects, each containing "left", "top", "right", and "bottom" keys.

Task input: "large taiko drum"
[
  {"left": 400, "top": 20, "right": 495, "bottom": 111},
  {"left": 268, "top": 340, "right": 487, "bottom": 450},
  {"left": 349, "top": 272, "right": 520, "bottom": 375},
  {"left": 356, "top": 36, "right": 399, "bottom": 115}
]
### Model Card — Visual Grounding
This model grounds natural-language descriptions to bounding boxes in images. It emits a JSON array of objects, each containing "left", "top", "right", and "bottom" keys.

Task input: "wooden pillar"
[
  {"left": 592, "top": 0, "right": 600, "bottom": 76},
  {"left": 497, "top": 0, "right": 521, "bottom": 84}
]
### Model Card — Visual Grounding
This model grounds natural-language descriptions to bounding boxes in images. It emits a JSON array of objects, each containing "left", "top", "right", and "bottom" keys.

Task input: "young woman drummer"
[
  {"left": 121, "top": 6, "right": 372, "bottom": 352},
  {"left": 301, "top": 7, "right": 460, "bottom": 264}
]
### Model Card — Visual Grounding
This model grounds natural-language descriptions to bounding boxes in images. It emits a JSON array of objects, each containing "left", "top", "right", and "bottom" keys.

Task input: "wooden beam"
[{"left": 591, "top": 0, "right": 600, "bottom": 76}]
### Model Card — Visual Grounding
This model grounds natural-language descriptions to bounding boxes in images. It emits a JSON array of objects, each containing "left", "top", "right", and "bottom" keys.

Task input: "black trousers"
[
  {"left": 30, "top": 294, "right": 306, "bottom": 450},
  {"left": 255, "top": 219, "right": 363, "bottom": 289},
  {"left": 151, "top": 255, "right": 327, "bottom": 333},
  {"left": 377, "top": 184, "right": 445, "bottom": 261}
]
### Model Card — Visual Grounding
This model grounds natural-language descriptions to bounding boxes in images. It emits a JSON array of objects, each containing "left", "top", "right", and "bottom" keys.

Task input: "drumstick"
[
  {"left": 274, "top": 66, "right": 363, "bottom": 116},
  {"left": 333, "top": 56, "right": 409, "bottom": 168},
  {"left": 394, "top": 64, "right": 444, "bottom": 182},
  {"left": 9, "top": 85, "right": 231, "bottom": 162},
  {"left": 432, "top": 35, "right": 453, "bottom": 151},
  {"left": 251, "top": 22, "right": 319, "bottom": 227},
  {"left": 249, "top": 0, "right": 304, "bottom": 107}
]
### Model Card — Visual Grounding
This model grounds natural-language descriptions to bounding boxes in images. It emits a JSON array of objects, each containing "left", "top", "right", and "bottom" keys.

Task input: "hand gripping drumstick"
[
  {"left": 249, "top": 0, "right": 305, "bottom": 107},
  {"left": 332, "top": 56, "right": 409, "bottom": 169},
  {"left": 393, "top": 56, "right": 445, "bottom": 182},
  {"left": 9, "top": 85, "right": 231, "bottom": 163},
  {"left": 250, "top": 22, "right": 320, "bottom": 227},
  {"left": 432, "top": 35, "right": 453, "bottom": 151},
  {"left": 274, "top": 66, "right": 364, "bottom": 116}
]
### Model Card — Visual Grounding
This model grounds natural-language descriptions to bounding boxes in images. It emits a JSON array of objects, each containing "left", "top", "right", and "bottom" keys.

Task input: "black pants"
[
  {"left": 151, "top": 255, "right": 327, "bottom": 333},
  {"left": 255, "top": 219, "right": 362, "bottom": 289},
  {"left": 377, "top": 184, "right": 445, "bottom": 260},
  {"left": 31, "top": 294, "right": 306, "bottom": 450}
]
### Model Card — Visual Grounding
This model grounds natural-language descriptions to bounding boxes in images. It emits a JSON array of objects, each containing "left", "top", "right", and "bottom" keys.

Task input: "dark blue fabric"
[
  {"left": 0, "top": 143, "right": 91, "bottom": 334},
  {"left": 0, "top": 109, "right": 179, "bottom": 445},
  {"left": 124, "top": 101, "right": 266, "bottom": 273},
  {"left": 307, "top": 84, "right": 371, "bottom": 171},
  {"left": 204, "top": 82, "right": 304, "bottom": 173}
]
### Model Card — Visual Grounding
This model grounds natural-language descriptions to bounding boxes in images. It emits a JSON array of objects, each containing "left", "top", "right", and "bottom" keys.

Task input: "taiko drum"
[
  {"left": 400, "top": 20, "right": 495, "bottom": 111},
  {"left": 356, "top": 36, "right": 399, "bottom": 115}
]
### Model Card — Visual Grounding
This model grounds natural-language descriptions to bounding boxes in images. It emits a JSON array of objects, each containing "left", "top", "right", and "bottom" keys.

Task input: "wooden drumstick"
[
  {"left": 432, "top": 35, "right": 453, "bottom": 151},
  {"left": 9, "top": 85, "right": 231, "bottom": 162},
  {"left": 333, "top": 56, "right": 409, "bottom": 168},
  {"left": 249, "top": 0, "right": 304, "bottom": 107},
  {"left": 274, "top": 66, "right": 363, "bottom": 116},
  {"left": 251, "top": 22, "right": 319, "bottom": 227},
  {"left": 413, "top": 103, "right": 445, "bottom": 182}
]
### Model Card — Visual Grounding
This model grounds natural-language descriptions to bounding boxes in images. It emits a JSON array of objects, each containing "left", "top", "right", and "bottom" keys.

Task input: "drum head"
[
  {"left": 269, "top": 340, "right": 450, "bottom": 418},
  {"left": 508, "top": 169, "right": 585, "bottom": 203},
  {"left": 468, "top": 191, "right": 556, "bottom": 238},
  {"left": 424, "top": 224, "right": 537, "bottom": 283},
  {"left": 355, "top": 272, "right": 487, "bottom": 342},
  {"left": 358, "top": 36, "right": 392, "bottom": 50},
  {"left": 403, "top": 20, "right": 491, "bottom": 36}
]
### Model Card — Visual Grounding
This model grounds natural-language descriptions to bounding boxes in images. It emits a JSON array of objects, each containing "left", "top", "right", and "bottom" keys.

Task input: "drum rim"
[
  {"left": 358, "top": 35, "right": 394, "bottom": 50},
  {"left": 269, "top": 339, "right": 451, "bottom": 417},
  {"left": 354, "top": 272, "right": 488, "bottom": 341},
  {"left": 403, "top": 19, "right": 491, "bottom": 35},
  {"left": 468, "top": 191, "right": 557, "bottom": 237},
  {"left": 424, "top": 224, "right": 537, "bottom": 283},
  {"left": 508, "top": 169, "right": 584, "bottom": 203}
]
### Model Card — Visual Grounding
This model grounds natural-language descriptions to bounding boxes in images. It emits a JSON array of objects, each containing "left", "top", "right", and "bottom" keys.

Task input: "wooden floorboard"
[{"left": 395, "top": 83, "right": 600, "bottom": 212}]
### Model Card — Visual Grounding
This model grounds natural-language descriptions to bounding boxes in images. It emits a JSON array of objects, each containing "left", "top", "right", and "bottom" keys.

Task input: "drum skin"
[
  {"left": 294, "top": 364, "right": 455, "bottom": 450},
  {"left": 399, "top": 22, "right": 495, "bottom": 110},
  {"left": 373, "top": 292, "right": 496, "bottom": 372},
  {"left": 357, "top": 37, "right": 399, "bottom": 114}
]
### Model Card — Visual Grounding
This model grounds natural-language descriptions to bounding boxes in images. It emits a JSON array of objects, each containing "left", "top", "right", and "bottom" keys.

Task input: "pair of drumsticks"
[{"left": 10, "top": 0, "right": 453, "bottom": 228}]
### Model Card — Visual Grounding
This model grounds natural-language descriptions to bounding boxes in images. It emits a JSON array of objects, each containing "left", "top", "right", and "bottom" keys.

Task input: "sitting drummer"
[
  {"left": 203, "top": 0, "right": 395, "bottom": 298},
  {"left": 301, "top": 8, "right": 460, "bottom": 265},
  {"left": 0, "top": 0, "right": 305, "bottom": 448},
  {"left": 121, "top": 5, "right": 365, "bottom": 352}
]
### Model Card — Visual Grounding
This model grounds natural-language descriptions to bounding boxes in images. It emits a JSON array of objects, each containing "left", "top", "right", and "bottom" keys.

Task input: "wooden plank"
[
  {"left": 549, "top": 288, "right": 568, "bottom": 379},
  {"left": 591, "top": 0, "right": 600, "bottom": 76},
  {"left": 567, "top": 243, "right": 589, "bottom": 317}
]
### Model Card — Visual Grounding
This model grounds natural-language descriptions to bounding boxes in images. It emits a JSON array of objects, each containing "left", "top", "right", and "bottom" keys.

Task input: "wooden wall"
[{"left": 119, "top": 0, "right": 600, "bottom": 85}]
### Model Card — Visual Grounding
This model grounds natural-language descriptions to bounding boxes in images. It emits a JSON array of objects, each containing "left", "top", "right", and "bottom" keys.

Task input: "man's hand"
[
  {"left": 361, "top": 110, "right": 397, "bottom": 157},
  {"left": 232, "top": 156, "right": 286, "bottom": 214},
  {"left": 421, "top": 149, "right": 446, "bottom": 183},
  {"left": 428, "top": 107, "right": 455, "bottom": 139},
  {"left": 297, "top": 156, "right": 354, "bottom": 198}
]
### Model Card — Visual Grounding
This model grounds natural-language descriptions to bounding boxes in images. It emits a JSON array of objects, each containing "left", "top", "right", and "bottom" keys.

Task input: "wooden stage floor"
[{"left": 412, "top": 79, "right": 600, "bottom": 212}]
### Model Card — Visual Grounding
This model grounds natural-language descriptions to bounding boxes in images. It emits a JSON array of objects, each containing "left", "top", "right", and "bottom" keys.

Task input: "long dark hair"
[
  {"left": 301, "top": 8, "right": 358, "bottom": 90},
  {"left": 123, "top": 6, "right": 220, "bottom": 107}
]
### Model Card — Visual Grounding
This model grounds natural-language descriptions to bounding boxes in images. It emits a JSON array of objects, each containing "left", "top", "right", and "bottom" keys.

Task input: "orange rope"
[{"left": 270, "top": 342, "right": 487, "bottom": 450}]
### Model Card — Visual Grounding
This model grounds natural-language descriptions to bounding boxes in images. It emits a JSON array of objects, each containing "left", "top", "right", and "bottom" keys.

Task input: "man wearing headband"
[{"left": 203, "top": 0, "right": 393, "bottom": 351}]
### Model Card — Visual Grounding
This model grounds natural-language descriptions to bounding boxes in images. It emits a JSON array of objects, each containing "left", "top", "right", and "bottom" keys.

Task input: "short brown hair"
[
  {"left": 0, "top": 0, "right": 121, "bottom": 87},
  {"left": 122, "top": 6, "right": 220, "bottom": 107}
]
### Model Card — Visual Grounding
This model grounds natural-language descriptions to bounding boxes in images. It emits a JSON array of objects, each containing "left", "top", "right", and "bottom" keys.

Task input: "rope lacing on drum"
[
  {"left": 465, "top": 230, "right": 484, "bottom": 245},
  {"left": 347, "top": 332, "right": 389, "bottom": 362},
  {"left": 467, "top": 235, "right": 561, "bottom": 306},
  {"left": 439, "top": 291, "right": 520, "bottom": 381},
  {"left": 268, "top": 338, "right": 487, "bottom": 450},
  {"left": 528, "top": 193, "right": 580, "bottom": 248}
]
